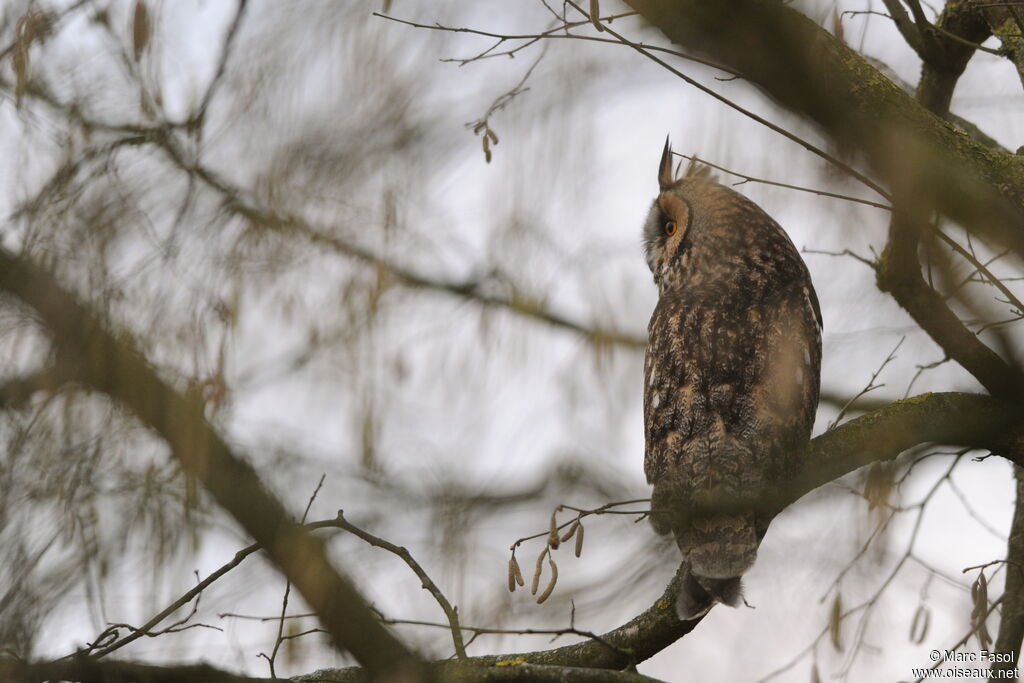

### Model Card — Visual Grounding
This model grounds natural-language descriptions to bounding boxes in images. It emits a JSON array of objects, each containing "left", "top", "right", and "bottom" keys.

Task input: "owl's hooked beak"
[{"left": 658, "top": 136, "right": 674, "bottom": 191}]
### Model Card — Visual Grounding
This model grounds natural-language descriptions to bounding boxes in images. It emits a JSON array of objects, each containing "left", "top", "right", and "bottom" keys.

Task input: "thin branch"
[
  {"left": 932, "top": 22, "right": 1004, "bottom": 55},
  {"left": 878, "top": 209, "right": 1024, "bottom": 399},
  {"left": 802, "top": 248, "right": 878, "bottom": 269},
  {"left": 372, "top": 610, "right": 634, "bottom": 663},
  {"left": 946, "top": 475, "right": 1005, "bottom": 540},
  {"left": 189, "top": 0, "right": 249, "bottom": 132},
  {"left": 374, "top": 11, "right": 742, "bottom": 76},
  {"left": 509, "top": 499, "right": 649, "bottom": 552},
  {"left": 84, "top": 543, "right": 263, "bottom": 658},
  {"left": 331, "top": 510, "right": 467, "bottom": 659},
  {"left": 828, "top": 337, "right": 905, "bottom": 429},
  {"left": 879, "top": 0, "right": 927, "bottom": 56},
  {"left": 912, "top": 597, "right": 1004, "bottom": 682},
  {"left": 263, "top": 475, "right": 326, "bottom": 677},
  {"left": 562, "top": 0, "right": 891, "bottom": 199},
  {"left": 677, "top": 153, "right": 892, "bottom": 210},
  {"left": 933, "top": 228, "right": 1024, "bottom": 316}
]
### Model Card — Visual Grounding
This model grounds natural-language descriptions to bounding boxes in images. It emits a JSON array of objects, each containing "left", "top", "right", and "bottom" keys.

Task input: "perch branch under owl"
[{"left": 298, "top": 385, "right": 1022, "bottom": 681}]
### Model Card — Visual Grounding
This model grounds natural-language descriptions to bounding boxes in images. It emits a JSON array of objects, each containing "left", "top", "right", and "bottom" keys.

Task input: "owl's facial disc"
[{"left": 654, "top": 191, "right": 691, "bottom": 283}]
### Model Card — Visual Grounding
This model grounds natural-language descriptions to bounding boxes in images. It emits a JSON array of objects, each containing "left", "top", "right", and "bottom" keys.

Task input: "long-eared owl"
[{"left": 642, "top": 139, "right": 822, "bottom": 619}]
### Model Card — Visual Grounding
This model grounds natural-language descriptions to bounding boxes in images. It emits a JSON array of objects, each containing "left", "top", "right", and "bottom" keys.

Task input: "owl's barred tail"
[
  {"left": 682, "top": 514, "right": 757, "bottom": 579},
  {"left": 672, "top": 515, "right": 757, "bottom": 620},
  {"left": 649, "top": 485, "right": 759, "bottom": 617}
]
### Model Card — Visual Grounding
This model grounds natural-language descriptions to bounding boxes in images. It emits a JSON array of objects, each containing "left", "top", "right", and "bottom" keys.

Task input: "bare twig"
[
  {"left": 828, "top": 337, "right": 905, "bottom": 430},
  {"left": 933, "top": 229, "right": 1024, "bottom": 316},
  {"left": 189, "top": 0, "right": 249, "bottom": 132},
  {"left": 373, "top": 11, "right": 741, "bottom": 76},
  {"left": 562, "top": 0, "right": 890, "bottom": 199},
  {"left": 676, "top": 153, "right": 891, "bottom": 210},
  {"left": 262, "top": 475, "right": 326, "bottom": 677},
  {"left": 331, "top": 510, "right": 468, "bottom": 659}
]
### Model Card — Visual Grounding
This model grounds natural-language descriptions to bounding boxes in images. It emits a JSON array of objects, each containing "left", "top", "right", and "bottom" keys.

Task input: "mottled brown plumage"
[{"left": 642, "top": 139, "right": 821, "bottom": 619}]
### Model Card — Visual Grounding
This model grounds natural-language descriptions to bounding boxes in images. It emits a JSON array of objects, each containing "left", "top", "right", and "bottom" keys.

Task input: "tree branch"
[
  {"left": 621, "top": 0, "right": 1024, "bottom": 261},
  {"left": 875, "top": 0, "right": 1018, "bottom": 401},
  {"left": 0, "top": 657, "right": 271, "bottom": 683},
  {"left": 795, "top": 392, "right": 1022, "bottom": 503},
  {"left": 297, "top": 564, "right": 698, "bottom": 682},
  {"left": 329, "top": 511, "right": 467, "bottom": 659},
  {"left": 620, "top": 0, "right": 1024, "bottom": 398},
  {"left": 914, "top": 0, "right": 991, "bottom": 116},
  {"left": 975, "top": 1, "right": 1024, "bottom": 90},
  {"left": 876, "top": 211, "right": 1024, "bottom": 399},
  {"left": 0, "top": 246, "right": 426, "bottom": 681},
  {"left": 305, "top": 391, "right": 1024, "bottom": 681},
  {"left": 879, "top": 0, "right": 928, "bottom": 57}
]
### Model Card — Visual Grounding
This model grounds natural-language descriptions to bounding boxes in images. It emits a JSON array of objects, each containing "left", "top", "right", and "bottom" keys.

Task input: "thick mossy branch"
[
  {"left": 978, "top": 3, "right": 1024, "bottom": 89},
  {"left": 798, "top": 392, "right": 1022, "bottom": 502},
  {"left": 622, "top": 0, "right": 1024, "bottom": 258}
]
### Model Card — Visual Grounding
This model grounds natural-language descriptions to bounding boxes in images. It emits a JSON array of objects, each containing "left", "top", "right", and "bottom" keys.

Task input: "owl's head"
[
  {"left": 642, "top": 138, "right": 792, "bottom": 294},
  {"left": 642, "top": 138, "right": 717, "bottom": 291}
]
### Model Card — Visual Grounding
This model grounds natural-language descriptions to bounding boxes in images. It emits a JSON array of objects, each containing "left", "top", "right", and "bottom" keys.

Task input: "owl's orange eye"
[{"left": 664, "top": 220, "right": 677, "bottom": 236}]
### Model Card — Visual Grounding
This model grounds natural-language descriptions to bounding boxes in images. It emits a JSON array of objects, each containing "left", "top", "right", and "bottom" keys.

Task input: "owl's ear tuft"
[{"left": 658, "top": 136, "right": 674, "bottom": 190}]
